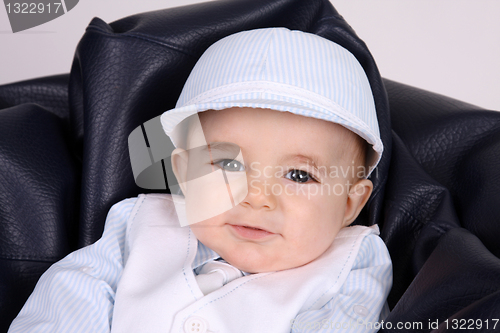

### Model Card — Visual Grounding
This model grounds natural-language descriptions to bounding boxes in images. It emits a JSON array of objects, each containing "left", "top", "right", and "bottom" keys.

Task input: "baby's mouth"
[
  {"left": 243, "top": 225, "right": 263, "bottom": 230},
  {"left": 228, "top": 224, "right": 275, "bottom": 240}
]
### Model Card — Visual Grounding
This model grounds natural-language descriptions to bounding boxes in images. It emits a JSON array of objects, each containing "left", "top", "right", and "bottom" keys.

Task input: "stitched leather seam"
[{"left": 85, "top": 26, "right": 198, "bottom": 58}]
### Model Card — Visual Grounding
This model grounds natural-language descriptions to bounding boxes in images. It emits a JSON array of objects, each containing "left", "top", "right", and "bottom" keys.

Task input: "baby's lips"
[
  {"left": 229, "top": 223, "right": 275, "bottom": 234},
  {"left": 228, "top": 224, "right": 276, "bottom": 240}
]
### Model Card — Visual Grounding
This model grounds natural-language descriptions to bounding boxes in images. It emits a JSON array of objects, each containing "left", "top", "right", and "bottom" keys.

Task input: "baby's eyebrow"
[
  {"left": 202, "top": 142, "right": 241, "bottom": 159},
  {"left": 279, "top": 154, "right": 321, "bottom": 166},
  {"left": 203, "top": 142, "right": 237, "bottom": 152},
  {"left": 278, "top": 154, "right": 328, "bottom": 176}
]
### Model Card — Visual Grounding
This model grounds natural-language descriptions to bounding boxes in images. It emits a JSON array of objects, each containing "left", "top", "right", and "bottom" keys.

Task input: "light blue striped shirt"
[{"left": 9, "top": 197, "right": 392, "bottom": 332}]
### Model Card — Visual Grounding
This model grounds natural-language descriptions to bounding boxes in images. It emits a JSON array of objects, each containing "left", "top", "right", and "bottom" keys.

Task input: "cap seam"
[{"left": 258, "top": 28, "right": 276, "bottom": 81}]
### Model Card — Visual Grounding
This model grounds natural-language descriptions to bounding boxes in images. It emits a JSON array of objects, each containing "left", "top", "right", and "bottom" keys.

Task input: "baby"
[{"left": 9, "top": 28, "right": 392, "bottom": 333}]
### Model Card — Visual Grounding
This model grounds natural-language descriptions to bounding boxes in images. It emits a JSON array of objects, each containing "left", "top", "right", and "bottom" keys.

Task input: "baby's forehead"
[
  {"left": 197, "top": 107, "right": 352, "bottom": 134},
  {"left": 186, "top": 108, "right": 363, "bottom": 163},
  {"left": 191, "top": 107, "right": 344, "bottom": 136}
]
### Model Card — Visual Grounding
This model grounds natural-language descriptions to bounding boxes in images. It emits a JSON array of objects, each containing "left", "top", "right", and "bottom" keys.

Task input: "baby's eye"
[
  {"left": 285, "top": 169, "right": 317, "bottom": 183},
  {"left": 214, "top": 159, "right": 245, "bottom": 172}
]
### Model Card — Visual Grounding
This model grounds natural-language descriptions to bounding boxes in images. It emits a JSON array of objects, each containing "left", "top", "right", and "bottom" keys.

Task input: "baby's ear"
[
  {"left": 343, "top": 179, "right": 373, "bottom": 227},
  {"left": 171, "top": 148, "right": 189, "bottom": 195}
]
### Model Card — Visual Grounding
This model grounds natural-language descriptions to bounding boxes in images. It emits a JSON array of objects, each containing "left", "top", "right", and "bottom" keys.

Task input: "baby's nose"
[{"left": 241, "top": 177, "right": 278, "bottom": 210}]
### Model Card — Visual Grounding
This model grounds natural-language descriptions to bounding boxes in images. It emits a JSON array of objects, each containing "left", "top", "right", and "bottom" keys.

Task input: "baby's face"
[{"left": 172, "top": 107, "right": 372, "bottom": 273}]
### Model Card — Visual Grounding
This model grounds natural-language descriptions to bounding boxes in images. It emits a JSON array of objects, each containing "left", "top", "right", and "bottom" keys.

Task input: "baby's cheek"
[
  {"left": 190, "top": 222, "right": 218, "bottom": 244},
  {"left": 302, "top": 224, "right": 338, "bottom": 255}
]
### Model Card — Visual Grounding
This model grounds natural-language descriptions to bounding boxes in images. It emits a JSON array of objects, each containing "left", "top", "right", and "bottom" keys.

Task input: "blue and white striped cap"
[{"left": 160, "top": 27, "right": 383, "bottom": 172}]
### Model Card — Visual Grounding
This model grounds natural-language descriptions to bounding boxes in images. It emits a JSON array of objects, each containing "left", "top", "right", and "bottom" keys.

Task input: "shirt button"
[
  {"left": 183, "top": 316, "right": 208, "bottom": 333},
  {"left": 353, "top": 305, "right": 369, "bottom": 317}
]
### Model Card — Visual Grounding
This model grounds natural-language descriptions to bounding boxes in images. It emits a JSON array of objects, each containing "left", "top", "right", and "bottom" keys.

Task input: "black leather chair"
[{"left": 1, "top": 0, "right": 499, "bottom": 332}]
